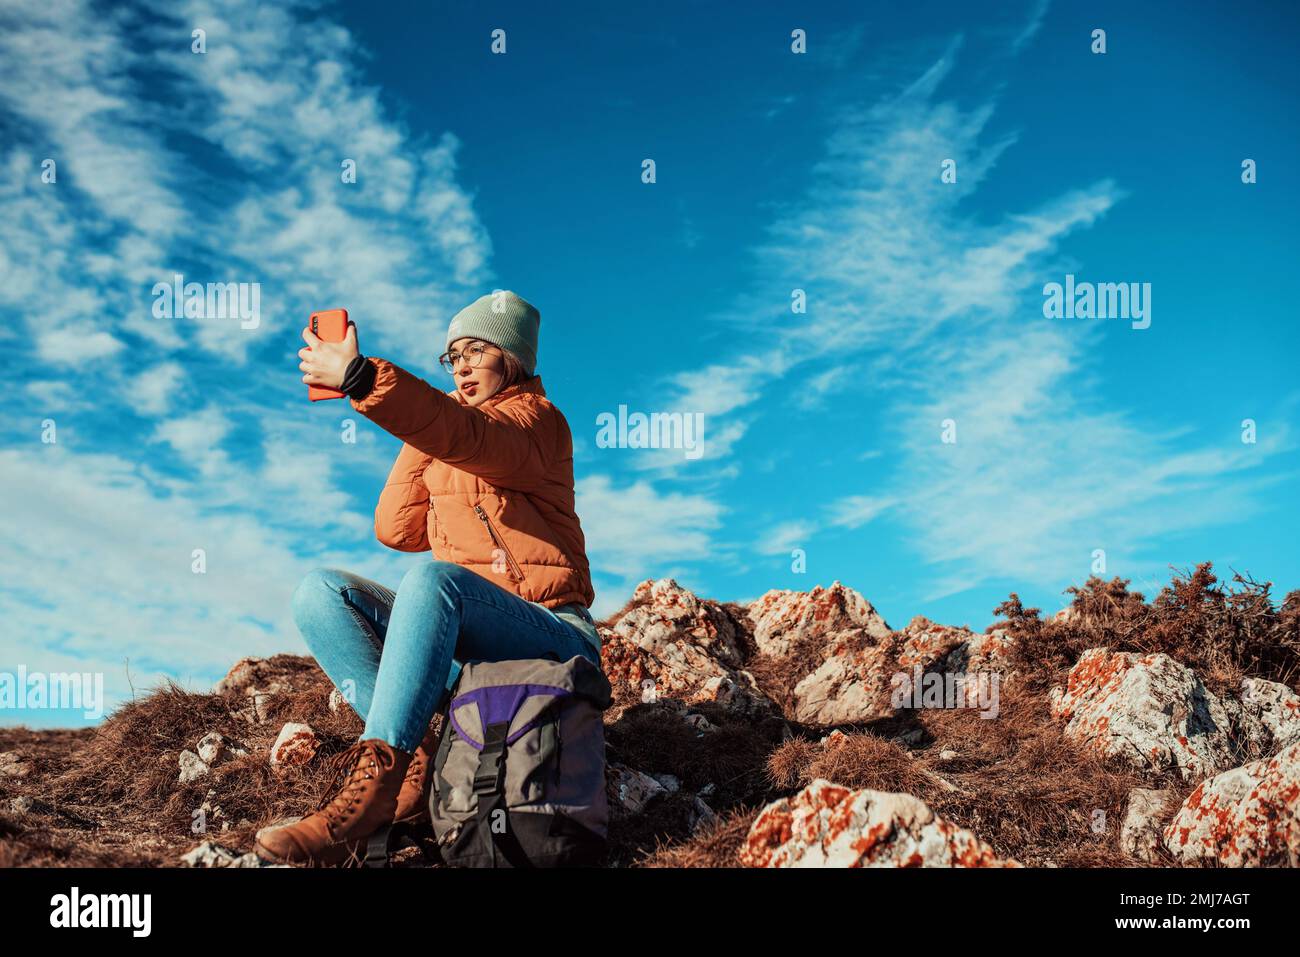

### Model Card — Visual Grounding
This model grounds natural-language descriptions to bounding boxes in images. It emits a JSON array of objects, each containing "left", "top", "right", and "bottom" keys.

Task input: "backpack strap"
[
  {"left": 360, "top": 821, "right": 441, "bottom": 868},
  {"left": 430, "top": 697, "right": 457, "bottom": 809},
  {"left": 472, "top": 719, "right": 531, "bottom": 867},
  {"left": 363, "top": 825, "right": 395, "bottom": 868}
]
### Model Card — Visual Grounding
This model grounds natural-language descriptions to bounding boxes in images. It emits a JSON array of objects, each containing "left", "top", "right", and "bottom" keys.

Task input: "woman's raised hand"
[{"left": 299, "top": 321, "right": 361, "bottom": 389}]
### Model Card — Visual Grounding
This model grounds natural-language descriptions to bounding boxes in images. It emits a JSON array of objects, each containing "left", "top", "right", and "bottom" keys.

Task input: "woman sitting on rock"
[{"left": 256, "top": 290, "right": 601, "bottom": 866}]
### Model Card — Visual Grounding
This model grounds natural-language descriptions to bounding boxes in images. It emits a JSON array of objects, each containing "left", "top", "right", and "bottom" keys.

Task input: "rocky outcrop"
[
  {"left": 940, "top": 628, "right": 1015, "bottom": 679},
  {"left": 1163, "top": 740, "right": 1300, "bottom": 867},
  {"left": 8, "top": 574, "right": 1296, "bottom": 871},
  {"left": 599, "top": 578, "right": 777, "bottom": 718},
  {"left": 738, "top": 778, "right": 1020, "bottom": 867},
  {"left": 747, "top": 581, "right": 892, "bottom": 658},
  {"left": 750, "top": 583, "right": 898, "bottom": 725},
  {"left": 1048, "top": 649, "right": 1248, "bottom": 781},
  {"left": 600, "top": 581, "right": 1019, "bottom": 728},
  {"left": 788, "top": 638, "right": 901, "bottom": 725},
  {"left": 766, "top": 607, "right": 1010, "bottom": 726},
  {"left": 896, "top": 616, "right": 972, "bottom": 670},
  {"left": 781, "top": 613, "right": 968, "bottom": 726}
]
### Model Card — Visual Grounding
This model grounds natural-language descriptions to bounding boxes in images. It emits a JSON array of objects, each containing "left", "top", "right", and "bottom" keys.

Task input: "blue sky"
[{"left": 3, "top": 0, "right": 1298, "bottom": 729}]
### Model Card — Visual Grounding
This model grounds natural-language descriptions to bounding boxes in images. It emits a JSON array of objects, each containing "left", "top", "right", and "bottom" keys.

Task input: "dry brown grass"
[{"left": 0, "top": 662, "right": 443, "bottom": 867}]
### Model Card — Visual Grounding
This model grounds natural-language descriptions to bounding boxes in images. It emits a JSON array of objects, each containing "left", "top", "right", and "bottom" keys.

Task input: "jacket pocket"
[{"left": 473, "top": 504, "right": 526, "bottom": 583}]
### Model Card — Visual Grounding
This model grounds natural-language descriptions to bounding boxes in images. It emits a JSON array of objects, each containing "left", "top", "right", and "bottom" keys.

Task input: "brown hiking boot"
[
  {"left": 393, "top": 724, "right": 442, "bottom": 826},
  {"left": 254, "top": 737, "right": 413, "bottom": 867}
]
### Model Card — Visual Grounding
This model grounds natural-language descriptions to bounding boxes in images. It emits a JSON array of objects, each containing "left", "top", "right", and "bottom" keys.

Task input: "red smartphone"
[{"left": 307, "top": 308, "right": 349, "bottom": 401}]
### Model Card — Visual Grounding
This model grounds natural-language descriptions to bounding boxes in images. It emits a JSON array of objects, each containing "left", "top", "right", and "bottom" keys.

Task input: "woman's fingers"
[{"left": 298, "top": 325, "right": 351, "bottom": 388}]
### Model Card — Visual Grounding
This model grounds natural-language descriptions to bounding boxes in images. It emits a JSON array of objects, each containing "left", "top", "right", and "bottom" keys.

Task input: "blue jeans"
[{"left": 290, "top": 561, "right": 602, "bottom": 753}]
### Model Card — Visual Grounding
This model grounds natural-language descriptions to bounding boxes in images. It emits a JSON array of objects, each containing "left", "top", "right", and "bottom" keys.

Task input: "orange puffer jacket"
[{"left": 348, "top": 356, "right": 595, "bottom": 610}]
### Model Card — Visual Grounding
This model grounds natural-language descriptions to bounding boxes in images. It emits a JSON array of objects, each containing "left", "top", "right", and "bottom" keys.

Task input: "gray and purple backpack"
[{"left": 424, "top": 651, "right": 613, "bottom": 867}]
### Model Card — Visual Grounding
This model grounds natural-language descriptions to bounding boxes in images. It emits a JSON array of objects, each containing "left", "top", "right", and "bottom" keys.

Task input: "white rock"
[
  {"left": 1049, "top": 649, "right": 1245, "bottom": 781},
  {"left": 683, "top": 712, "right": 714, "bottom": 735},
  {"left": 649, "top": 772, "right": 681, "bottom": 793},
  {"left": 740, "top": 778, "right": 1020, "bottom": 867},
  {"left": 195, "top": 731, "right": 247, "bottom": 765},
  {"left": 182, "top": 841, "right": 288, "bottom": 868},
  {"left": 180, "top": 841, "right": 242, "bottom": 867},
  {"left": 0, "top": 752, "right": 31, "bottom": 778},
  {"left": 178, "top": 749, "right": 210, "bottom": 784},
  {"left": 606, "top": 763, "right": 668, "bottom": 816},
  {"left": 9, "top": 795, "right": 55, "bottom": 815},
  {"left": 1164, "top": 740, "right": 1300, "bottom": 866},
  {"left": 1239, "top": 677, "right": 1300, "bottom": 752},
  {"left": 602, "top": 579, "right": 775, "bottom": 719},
  {"left": 269, "top": 722, "right": 319, "bottom": 768},
  {"left": 747, "top": 582, "right": 891, "bottom": 659}
]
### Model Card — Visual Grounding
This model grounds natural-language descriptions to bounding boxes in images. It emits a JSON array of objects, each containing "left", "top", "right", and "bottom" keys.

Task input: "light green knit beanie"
[{"left": 444, "top": 290, "right": 540, "bottom": 377}]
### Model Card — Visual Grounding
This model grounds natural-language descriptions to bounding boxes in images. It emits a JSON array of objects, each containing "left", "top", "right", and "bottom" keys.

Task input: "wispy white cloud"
[
  {"left": 892, "top": 327, "right": 1295, "bottom": 598},
  {"left": 1011, "top": 0, "right": 1051, "bottom": 52},
  {"left": 826, "top": 495, "right": 895, "bottom": 530},
  {"left": 138, "top": 0, "right": 494, "bottom": 364},
  {"left": 756, "top": 519, "right": 817, "bottom": 557}
]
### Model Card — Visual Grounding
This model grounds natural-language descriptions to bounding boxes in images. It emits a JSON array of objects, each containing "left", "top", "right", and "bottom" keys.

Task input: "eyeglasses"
[{"left": 438, "top": 341, "right": 496, "bottom": 374}]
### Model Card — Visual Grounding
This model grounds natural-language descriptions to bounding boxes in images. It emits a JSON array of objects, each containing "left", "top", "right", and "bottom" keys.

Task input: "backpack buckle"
[
  {"left": 472, "top": 722, "right": 509, "bottom": 793},
  {"left": 472, "top": 756, "right": 504, "bottom": 793}
]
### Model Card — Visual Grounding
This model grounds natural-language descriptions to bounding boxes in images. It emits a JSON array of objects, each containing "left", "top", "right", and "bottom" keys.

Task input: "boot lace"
[{"left": 312, "top": 739, "right": 382, "bottom": 833}]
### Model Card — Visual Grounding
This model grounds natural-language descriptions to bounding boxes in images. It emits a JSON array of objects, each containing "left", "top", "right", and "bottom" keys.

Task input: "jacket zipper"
[{"left": 473, "top": 504, "right": 526, "bottom": 582}]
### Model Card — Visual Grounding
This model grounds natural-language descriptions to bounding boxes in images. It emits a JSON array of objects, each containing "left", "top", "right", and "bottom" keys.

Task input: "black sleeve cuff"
[{"left": 341, "top": 355, "right": 377, "bottom": 401}]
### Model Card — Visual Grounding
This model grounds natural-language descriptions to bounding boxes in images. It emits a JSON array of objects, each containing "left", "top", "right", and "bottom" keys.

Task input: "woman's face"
[{"left": 448, "top": 336, "right": 506, "bottom": 407}]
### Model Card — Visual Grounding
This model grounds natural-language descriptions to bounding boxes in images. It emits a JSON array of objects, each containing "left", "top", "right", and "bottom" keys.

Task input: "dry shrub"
[
  {"left": 637, "top": 806, "right": 762, "bottom": 868},
  {"left": 765, "top": 730, "right": 932, "bottom": 796},
  {"left": 997, "top": 562, "right": 1300, "bottom": 698}
]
